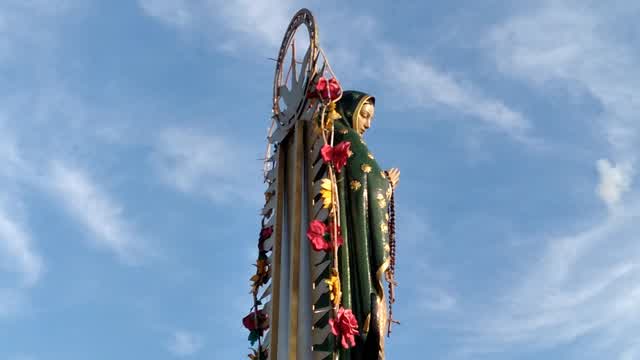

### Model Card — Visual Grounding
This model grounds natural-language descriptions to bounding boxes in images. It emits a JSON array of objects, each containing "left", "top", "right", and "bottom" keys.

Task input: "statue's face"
[{"left": 357, "top": 101, "right": 375, "bottom": 135}]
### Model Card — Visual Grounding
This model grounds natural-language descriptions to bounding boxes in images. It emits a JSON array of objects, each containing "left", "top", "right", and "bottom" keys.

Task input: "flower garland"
[
  {"left": 244, "top": 189, "right": 275, "bottom": 358},
  {"left": 306, "top": 75, "right": 360, "bottom": 351},
  {"left": 244, "top": 73, "right": 360, "bottom": 358}
]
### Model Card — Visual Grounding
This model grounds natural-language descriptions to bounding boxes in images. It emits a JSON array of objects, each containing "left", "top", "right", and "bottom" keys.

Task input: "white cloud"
[
  {"left": 596, "top": 159, "right": 632, "bottom": 209},
  {"left": 0, "top": 127, "right": 42, "bottom": 316},
  {"left": 382, "top": 50, "right": 529, "bottom": 135},
  {"left": 153, "top": 127, "right": 261, "bottom": 204},
  {"left": 487, "top": 0, "right": 640, "bottom": 167},
  {"left": 168, "top": 330, "right": 203, "bottom": 357},
  {"left": 442, "top": 2, "right": 640, "bottom": 358},
  {"left": 215, "top": 0, "right": 295, "bottom": 47},
  {"left": 0, "top": 209, "right": 43, "bottom": 287},
  {"left": 137, "top": 0, "right": 195, "bottom": 29},
  {"left": 49, "top": 161, "right": 145, "bottom": 263},
  {"left": 138, "top": 1, "right": 528, "bottom": 140},
  {"left": 138, "top": 0, "right": 295, "bottom": 49},
  {"left": 464, "top": 201, "right": 640, "bottom": 357}
]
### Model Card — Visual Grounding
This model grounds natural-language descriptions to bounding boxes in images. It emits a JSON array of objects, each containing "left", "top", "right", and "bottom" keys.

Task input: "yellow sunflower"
[
  {"left": 325, "top": 270, "right": 342, "bottom": 307},
  {"left": 320, "top": 178, "right": 333, "bottom": 209}
]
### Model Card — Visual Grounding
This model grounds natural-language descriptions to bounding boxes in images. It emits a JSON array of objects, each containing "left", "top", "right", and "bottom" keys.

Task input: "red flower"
[
  {"left": 259, "top": 226, "right": 273, "bottom": 241},
  {"left": 258, "top": 226, "right": 274, "bottom": 251},
  {"left": 307, "top": 220, "right": 329, "bottom": 251},
  {"left": 306, "top": 220, "right": 343, "bottom": 252},
  {"left": 329, "top": 307, "right": 359, "bottom": 349},
  {"left": 309, "top": 76, "right": 342, "bottom": 101},
  {"left": 321, "top": 141, "right": 351, "bottom": 173},
  {"left": 242, "top": 309, "right": 269, "bottom": 332}
]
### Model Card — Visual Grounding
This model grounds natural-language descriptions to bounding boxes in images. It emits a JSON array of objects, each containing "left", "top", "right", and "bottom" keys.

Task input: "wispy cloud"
[
  {"left": 138, "top": 0, "right": 528, "bottom": 140},
  {"left": 381, "top": 49, "right": 529, "bottom": 135},
  {"left": 137, "top": 0, "right": 195, "bottom": 29},
  {"left": 137, "top": 0, "right": 296, "bottom": 50},
  {"left": 168, "top": 330, "right": 203, "bottom": 357},
  {"left": 216, "top": 0, "right": 296, "bottom": 47},
  {"left": 451, "top": 3, "right": 640, "bottom": 357},
  {"left": 295, "top": 2, "right": 640, "bottom": 358},
  {"left": 0, "top": 127, "right": 43, "bottom": 317},
  {"left": 152, "top": 127, "right": 261, "bottom": 204},
  {"left": 464, "top": 201, "right": 640, "bottom": 357},
  {"left": 0, "top": 209, "right": 43, "bottom": 287},
  {"left": 48, "top": 161, "right": 146, "bottom": 263},
  {"left": 487, "top": 0, "right": 640, "bottom": 174}
]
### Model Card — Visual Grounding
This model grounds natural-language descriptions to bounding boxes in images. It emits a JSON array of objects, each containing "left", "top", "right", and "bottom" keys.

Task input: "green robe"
[{"left": 333, "top": 91, "right": 392, "bottom": 359}]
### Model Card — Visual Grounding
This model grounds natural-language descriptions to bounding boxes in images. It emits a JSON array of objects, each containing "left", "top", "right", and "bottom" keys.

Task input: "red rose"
[
  {"left": 311, "top": 77, "right": 342, "bottom": 101},
  {"left": 320, "top": 141, "right": 351, "bottom": 173},
  {"left": 329, "top": 307, "right": 359, "bottom": 349},
  {"left": 242, "top": 309, "right": 269, "bottom": 332}
]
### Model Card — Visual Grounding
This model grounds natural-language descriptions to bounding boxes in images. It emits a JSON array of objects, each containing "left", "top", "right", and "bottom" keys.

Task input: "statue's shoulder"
[{"left": 334, "top": 124, "right": 362, "bottom": 146}]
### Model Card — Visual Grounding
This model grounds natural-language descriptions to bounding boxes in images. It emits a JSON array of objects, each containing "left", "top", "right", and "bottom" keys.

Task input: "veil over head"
[{"left": 335, "top": 90, "right": 375, "bottom": 129}]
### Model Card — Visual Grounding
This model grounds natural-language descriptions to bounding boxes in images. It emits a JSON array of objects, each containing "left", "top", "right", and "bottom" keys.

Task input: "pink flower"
[
  {"left": 307, "top": 220, "right": 343, "bottom": 252},
  {"left": 321, "top": 141, "right": 351, "bottom": 173},
  {"left": 308, "top": 76, "right": 342, "bottom": 101},
  {"left": 307, "top": 220, "right": 329, "bottom": 251},
  {"left": 329, "top": 307, "right": 359, "bottom": 349}
]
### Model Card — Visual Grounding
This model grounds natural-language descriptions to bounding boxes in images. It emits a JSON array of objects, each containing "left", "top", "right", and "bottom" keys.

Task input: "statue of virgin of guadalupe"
[{"left": 332, "top": 90, "right": 400, "bottom": 359}]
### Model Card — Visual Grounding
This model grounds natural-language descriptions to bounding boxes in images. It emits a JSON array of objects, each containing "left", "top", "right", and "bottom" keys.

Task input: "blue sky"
[{"left": 2, "top": 0, "right": 640, "bottom": 359}]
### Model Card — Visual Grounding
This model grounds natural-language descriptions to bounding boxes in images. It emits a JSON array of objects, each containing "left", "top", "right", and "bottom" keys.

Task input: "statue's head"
[{"left": 336, "top": 90, "right": 375, "bottom": 135}]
